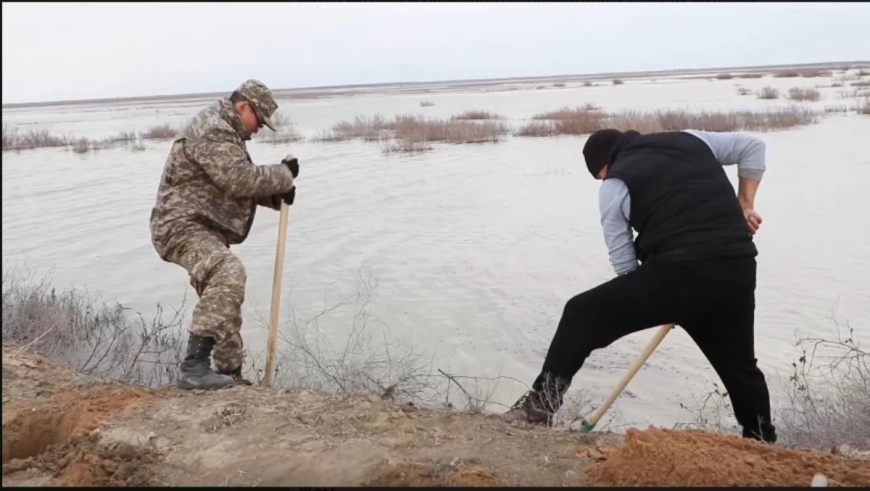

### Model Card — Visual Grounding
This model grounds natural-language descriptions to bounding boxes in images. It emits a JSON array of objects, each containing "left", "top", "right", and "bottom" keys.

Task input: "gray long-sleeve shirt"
[{"left": 598, "top": 130, "right": 766, "bottom": 276}]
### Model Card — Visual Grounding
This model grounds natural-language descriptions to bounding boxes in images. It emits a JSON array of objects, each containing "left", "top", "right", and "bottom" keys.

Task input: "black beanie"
[{"left": 583, "top": 129, "right": 623, "bottom": 177}]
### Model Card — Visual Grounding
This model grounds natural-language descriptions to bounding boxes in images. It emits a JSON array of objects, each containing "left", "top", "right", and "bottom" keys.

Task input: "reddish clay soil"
[
  {"left": 2, "top": 347, "right": 868, "bottom": 487},
  {"left": 583, "top": 427, "right": 870, "bottom": 487}
]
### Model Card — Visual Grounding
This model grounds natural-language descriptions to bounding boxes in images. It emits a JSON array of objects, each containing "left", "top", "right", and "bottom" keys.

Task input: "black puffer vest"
[{"left": 604, "top": 131, "right": 757, "bottom": 263}]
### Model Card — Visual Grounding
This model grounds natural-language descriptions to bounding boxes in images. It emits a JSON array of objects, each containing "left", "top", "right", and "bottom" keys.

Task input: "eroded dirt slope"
[{"left": 3, "top": 347, "right": 868, "bottom": 487}]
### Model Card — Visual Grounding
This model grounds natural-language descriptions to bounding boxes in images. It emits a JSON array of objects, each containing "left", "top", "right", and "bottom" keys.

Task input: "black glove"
[
  {"left": 281, "top": 186, "right": 295, "bottom": 205},
  {"left": 282, "top": 157, "right": 299, "bottom": 178}
]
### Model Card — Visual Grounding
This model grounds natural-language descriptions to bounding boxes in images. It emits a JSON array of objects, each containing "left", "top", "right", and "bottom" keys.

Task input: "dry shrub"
[
  {"left": 583, "top": 80, "right": 593, "bottom": 87},
  {"left": 757, "top": 86, "right": 780, "bottom": 100},
  {"left": 774, "top": 317, "right": 869, "bottom": 451},
  {"left": 450, "top": 110, "right": 502, "bottom": 120},
  {"left": 798, "top": 69, "right": 827, "bottom": 78},
  {"left": 774, "top": 70, "right": 801, "bottom": 78},
  {"left": 1, "top": 262, "right": 504, "bottom": 414},
  {"left": 553, "top": 83, "right": 566, "bottom": 88},
  {"left": 247, "top": 267, "right": 504, "bottom": 412},
  {"left": 516, "top": 106, "right": 818, "bottom": 137},
  {"left": 533, "top": 103, "right": 602, "bottom": 119},
  {"left": 270, "top": 111, "right": 291, "bottom": 130},
  {"left": 141, "top": 124, "right": 179, "bottom": 140},
  {"left": 736, "top": 87, "right": 753, "bottom": 96},
  {"left": 2, "top": 126, "right": 70, "bottom": 151},
  {"left": 419, "top": 101, "right": 435, "bottom": 107},
  {"left": 824, "top": 105, "right": 851, "bottom": 115},
  {"left": 518, "top": 104, "right": 607, "bottom": 136},
  {"left": 316, "top": 113, "right": 508, "bottom": 148},
  {"left": 716, "top": 73, "right": 734, "bottom": 80},
  {"left": 2, "top": 126, "right": 156, "bottom": 155},
  {"left": 1, "top": 265, "right": 186, "bottom": 387},
  {"left": 254, "top": 111, "right": 304, "bottom": 144},
  {"left": 838, "top": 89, "right": 861, "bottom": 99},
  {"left": 851, "top": 81, "right": 870, "bottom": 87},
  {"left": 382, "top": 138, "right": 432, "bottom": 154},
  {"left": 104, "top": 131, "right": 138, "bottom": 144},
  {"left": 330, "top": 114, "right": 391, "bottom": 142},
  {"left": 608, "top": 111, "right": 668, "bottom": 134},
  {"left": 738, "top": 73, "right": 764, "bottom": 79},
  {"left": 311, "top": 129, "right": 349, "bottom": 142},
  {"left": 71, "top": 138, "right": 92, "bottom": 154},
  {"left": 257, "top": 128, "right": 304, "bottom": 144},
  {"left": 612, "top": 79, "right": 624, "bottom": 85},
  {"left": 393, "top": 115, "right": 508, "bottom": 144},
  {"left": 787, "top": 87, "right": 821, "bottom": 102},
  {"left": 858, "top": 97, "right": 870, "bottom": 115},
  {"left": 514, "top": 121, "right": 561, "bottom": 137}
]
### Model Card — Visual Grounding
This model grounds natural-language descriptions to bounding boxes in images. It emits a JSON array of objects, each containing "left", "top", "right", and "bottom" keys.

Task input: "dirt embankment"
[{"left": 2, "top": 347, "right": 869, "bottom": 487}]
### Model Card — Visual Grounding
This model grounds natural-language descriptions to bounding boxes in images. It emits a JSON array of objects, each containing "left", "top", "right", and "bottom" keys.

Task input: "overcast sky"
[{"left": 3, "top": 2, "right": 869, "bottom": 104}]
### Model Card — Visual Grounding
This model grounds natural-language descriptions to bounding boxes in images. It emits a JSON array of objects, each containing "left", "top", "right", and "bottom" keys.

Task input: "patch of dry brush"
[
  {"left": 788, "top": 87, "right": 822, "bottom": 102},
  {"left": 2, "top": 124, "right": 180, "bottom": 154},
  {"left": 515, "top": 105, "right": 819, "bottom": 137},
  {"left": 757, "top": 86, "right": 780, "bottom": 100},
  {"left": 314, "top": 113, "right": 509, "bottom": 153},
  {"left": 253, "top": 110, "right": 304, "bottom": 144},
  {"left": 450, "top": 110, "right": 502, "bottom": 120}
]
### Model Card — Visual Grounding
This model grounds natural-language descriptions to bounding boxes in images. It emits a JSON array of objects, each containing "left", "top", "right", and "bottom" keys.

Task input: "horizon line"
[{"left": 3, "top": 59, "right": 869, "bottom": 110}]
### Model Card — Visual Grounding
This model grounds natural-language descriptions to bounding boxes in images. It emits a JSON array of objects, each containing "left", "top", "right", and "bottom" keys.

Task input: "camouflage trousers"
[{"left": 163, "top": 227, "right": 246, "bottom": 373}]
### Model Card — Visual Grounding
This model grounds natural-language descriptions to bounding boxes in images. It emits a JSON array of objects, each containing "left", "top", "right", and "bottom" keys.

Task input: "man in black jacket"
[{"left": 504, "top": 128, "right": 777, "bottom": 444}]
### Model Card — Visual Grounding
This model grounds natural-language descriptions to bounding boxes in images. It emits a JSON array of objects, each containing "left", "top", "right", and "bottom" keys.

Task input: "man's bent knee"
[{"left": 210, "top": 255, "right": 247, "bottom": 302}]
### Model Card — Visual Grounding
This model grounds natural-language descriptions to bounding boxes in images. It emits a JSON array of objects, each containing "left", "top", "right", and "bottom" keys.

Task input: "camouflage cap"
[{"left": 235, "top": 79, "right": 279, "bottom": 132}]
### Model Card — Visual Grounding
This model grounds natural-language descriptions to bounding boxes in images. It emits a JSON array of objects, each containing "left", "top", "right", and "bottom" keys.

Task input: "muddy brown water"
[{"left": 3, "top": 74, "right": 869, "bottom": 430}]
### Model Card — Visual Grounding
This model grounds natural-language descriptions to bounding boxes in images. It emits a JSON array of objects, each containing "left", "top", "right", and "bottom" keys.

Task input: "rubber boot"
[{"left": 177, "top": 335, "right": 235, "bottom": 391}]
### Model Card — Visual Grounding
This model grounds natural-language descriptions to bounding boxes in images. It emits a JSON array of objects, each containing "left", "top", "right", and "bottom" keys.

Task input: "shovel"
[
  {"left": 580, "top": 323, "right": 674, "bottom": 432},
  {"left": 262, "top": 177, "right": 294, "bottom": 387}
]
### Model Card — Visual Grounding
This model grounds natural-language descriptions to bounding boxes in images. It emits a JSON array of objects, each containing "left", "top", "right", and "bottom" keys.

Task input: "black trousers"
[{"left": 532, "top": 257, "right": 776, "bottom": 442}]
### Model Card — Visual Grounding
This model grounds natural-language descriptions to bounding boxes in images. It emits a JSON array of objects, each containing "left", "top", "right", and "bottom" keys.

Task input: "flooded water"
[{"left": 3, "top": 74, "right": 869, "bottom": 430}]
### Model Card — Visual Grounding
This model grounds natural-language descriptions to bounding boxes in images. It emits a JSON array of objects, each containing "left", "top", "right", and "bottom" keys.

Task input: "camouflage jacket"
[{"left": 149, "top": 98, "right": 295, "bottom": 257}]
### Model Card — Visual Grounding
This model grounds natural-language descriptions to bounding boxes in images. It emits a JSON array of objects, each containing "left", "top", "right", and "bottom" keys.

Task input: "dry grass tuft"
[
  {"left": 419, "top": 101, "right": 435, "bottom": 107},
  {"left": 141, "top": 124, "right": 179, "bottom": 139},
  {"left": 737, "top": 73, "right": 764, "bottom": 79},
  {"left": 516, "top": 106, "right": 819, "bottom": 137},
  {"left": 518, "top": 104, "right": 607, "bottom": 136},
  {"left": 451, "top": 110, "right": 502, "bottom": 120},
  {"left": 716, "top": 73, "right": 734, "bottom": 80},
  {"left": 254, "top": 111, "right": 304, "bottom": 144},
  {"left": 71, "top": 138, "right": 93, "bottom": 154},
  {"left": 612, "top": 79, "right": 624, "bottom": 86},
  {"left": 757, "top": 86, "right": 780, "bottom": 100},
  {"left": 2, "top": 265, "right": 186, "bottom": 387},
  {"left": 852, "top": 81, "right": 870, "bottom": 87},
  {"left": 2, "top": 126, "right": 70, "bottom": 151},
  {"left": 736, "top": 87, "right": 753, "bottom": 96},
  {"left": 768, "top": 68, "right": 830, "bottom": 78},
  {"left": 787, "top": 87, "right": 821, "bottom": 102},
  {"left": 315, "top": 113, "right": 509, "bottom": 149},
  {"left": 858, "top": 97, "right": 870, "bottom": 115},
  {"left": 774, "top": 317, "right": 870, "bottom": 451}
]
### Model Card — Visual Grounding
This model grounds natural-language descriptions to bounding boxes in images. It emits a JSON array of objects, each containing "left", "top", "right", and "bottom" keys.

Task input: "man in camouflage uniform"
[{"left": 149, "top": 79, "right": 300, "bottom": 390}]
